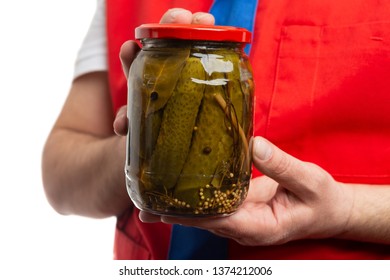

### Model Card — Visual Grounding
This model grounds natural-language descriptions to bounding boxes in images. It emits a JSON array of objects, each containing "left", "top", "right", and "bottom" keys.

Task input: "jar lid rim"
[{"left": 135, "top": 24, "right": 251, "bottom": 43}]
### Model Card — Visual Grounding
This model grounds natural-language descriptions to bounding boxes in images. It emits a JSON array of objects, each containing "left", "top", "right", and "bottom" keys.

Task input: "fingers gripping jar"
[{"left": 125, "top": 24, "right": 254, "bottom": 217}]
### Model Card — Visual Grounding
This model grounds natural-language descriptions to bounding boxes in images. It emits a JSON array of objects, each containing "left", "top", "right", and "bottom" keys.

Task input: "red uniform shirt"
[{"left": 106, "top": 0, "right": 390, "bottom": 259}]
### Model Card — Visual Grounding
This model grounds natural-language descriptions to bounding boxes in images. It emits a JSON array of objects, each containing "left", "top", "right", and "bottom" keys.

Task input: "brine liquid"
[{"left": 125, "top": 46, "right": 254, "bottom": 217}]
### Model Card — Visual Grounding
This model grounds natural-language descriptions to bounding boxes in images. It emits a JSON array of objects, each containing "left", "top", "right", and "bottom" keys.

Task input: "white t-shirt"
[{"left": 73, "top": 0, "right": 107, "bottom": 79}]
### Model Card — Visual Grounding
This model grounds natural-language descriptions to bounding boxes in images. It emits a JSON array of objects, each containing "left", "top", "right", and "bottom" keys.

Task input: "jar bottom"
[{"left": 126, "top": 173, "right": 249, "bottom": 217}]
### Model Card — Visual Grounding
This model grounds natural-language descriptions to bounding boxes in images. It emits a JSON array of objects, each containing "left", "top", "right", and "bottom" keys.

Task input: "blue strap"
[
  {"left": 167, "top": 0, "right": 258, "bottom": 260},
  {"left": 210, "top": 0, "right": 258, "bottom": 54},
  {"left": 168, "top": 225, "right": 228, "bottom": 260}
]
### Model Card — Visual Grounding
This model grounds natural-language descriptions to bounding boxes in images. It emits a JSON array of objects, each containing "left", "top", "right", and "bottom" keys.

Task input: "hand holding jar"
[{"left": 116, "top": 8, "right": 390, "bottom": 249}]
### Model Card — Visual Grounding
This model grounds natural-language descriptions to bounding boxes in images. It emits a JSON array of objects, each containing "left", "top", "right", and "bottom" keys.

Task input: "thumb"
[{"left": 251, "top": 137, "right": 320, "bottom": 196}]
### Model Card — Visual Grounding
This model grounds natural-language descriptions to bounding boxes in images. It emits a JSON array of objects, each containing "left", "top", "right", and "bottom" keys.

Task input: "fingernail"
[
  {"left": 169, "top": 8, "right": 186, "bottom": 20},
  {"left": 161, "top": 216, "right": 177, "bottom": 225},
  {"left": 254, "top": 137, "right": 273, "bottom": 161},
  {"left": 193, "top": 13, "right": 211, "bottom": 24},
  {"left": 115, "top": 110, "right": 124, "bottom": 120}
]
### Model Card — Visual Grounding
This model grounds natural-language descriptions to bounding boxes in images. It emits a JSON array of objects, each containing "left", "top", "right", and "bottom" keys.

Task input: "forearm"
[
  {"left": 42, "top": 127, "right": 131, "bottom": 218},
  {"left": 338, "top": 183, "right": 390, "bottom": 244}
]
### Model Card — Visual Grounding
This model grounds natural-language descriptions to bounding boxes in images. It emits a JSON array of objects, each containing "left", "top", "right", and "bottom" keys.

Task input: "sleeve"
[{"left": 73, "top": 0, "right": 107, "bottom": 79}]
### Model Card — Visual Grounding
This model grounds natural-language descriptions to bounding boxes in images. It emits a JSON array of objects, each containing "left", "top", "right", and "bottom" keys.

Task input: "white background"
[{"left": 0, "top": 1, "right": 116, "bottom": 278}]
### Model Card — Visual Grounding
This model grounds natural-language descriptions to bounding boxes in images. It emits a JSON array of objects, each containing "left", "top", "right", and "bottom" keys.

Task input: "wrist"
[
  {"left": 333, "top": 182, "right": 357, "bottom": 239},
  {"left": 334, "top": 183, "right": 390, "bottom": 244},
  {"left": 95, "top": 135, "right": 131, "bottom": 217}
]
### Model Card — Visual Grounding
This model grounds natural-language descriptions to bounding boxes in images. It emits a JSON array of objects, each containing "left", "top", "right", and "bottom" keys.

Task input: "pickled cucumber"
[
  {"left": 173, "top": 52, "right": 248, "bottom": 209},
  {"left": 173, "top": 76, "right": 231, "bottom": 206},
  {"left": 140, "top": 49, "right": 190, "bottom": 160},
  {"left": 141, "top": 57, "right": 206, "bottom": 191},
  {"left": 143, "top": 49, "right": 190, "bottom": 116}
]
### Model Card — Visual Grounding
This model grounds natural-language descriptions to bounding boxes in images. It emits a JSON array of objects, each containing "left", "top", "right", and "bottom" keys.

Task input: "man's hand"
[
  {"left": 115, "top": 8, "right": 215, "bottom": 135},
  {"left": 139, "top": 137, "right": 355, "bottom": 246}
]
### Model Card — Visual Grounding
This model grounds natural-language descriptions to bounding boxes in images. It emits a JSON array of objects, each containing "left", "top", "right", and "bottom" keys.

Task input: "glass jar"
[{"left": 125, "top": 24, "right": 254, "bottom": 217}]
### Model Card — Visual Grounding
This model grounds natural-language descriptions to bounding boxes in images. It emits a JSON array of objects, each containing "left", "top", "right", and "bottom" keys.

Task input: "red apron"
[{"left": 107, "top": 0, "right": 390, "bottom": 259}]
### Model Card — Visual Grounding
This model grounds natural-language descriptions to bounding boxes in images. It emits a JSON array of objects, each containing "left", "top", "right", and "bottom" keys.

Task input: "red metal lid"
[{"left": 135, "top": 24, "right": 251, "bottom": 43}]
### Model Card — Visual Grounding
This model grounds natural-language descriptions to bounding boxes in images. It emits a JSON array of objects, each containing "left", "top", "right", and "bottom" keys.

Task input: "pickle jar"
[{"left": 125, "top": 24, "right": 254, "bottom": 217}]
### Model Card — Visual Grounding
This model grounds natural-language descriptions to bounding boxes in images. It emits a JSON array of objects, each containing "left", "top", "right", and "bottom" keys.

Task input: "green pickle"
[
  {"left": 142, "top": 57, "right": 206, "bottom": 191},
  {"left": 126, "top": 34, "right": 253, "bottom": 217}
]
